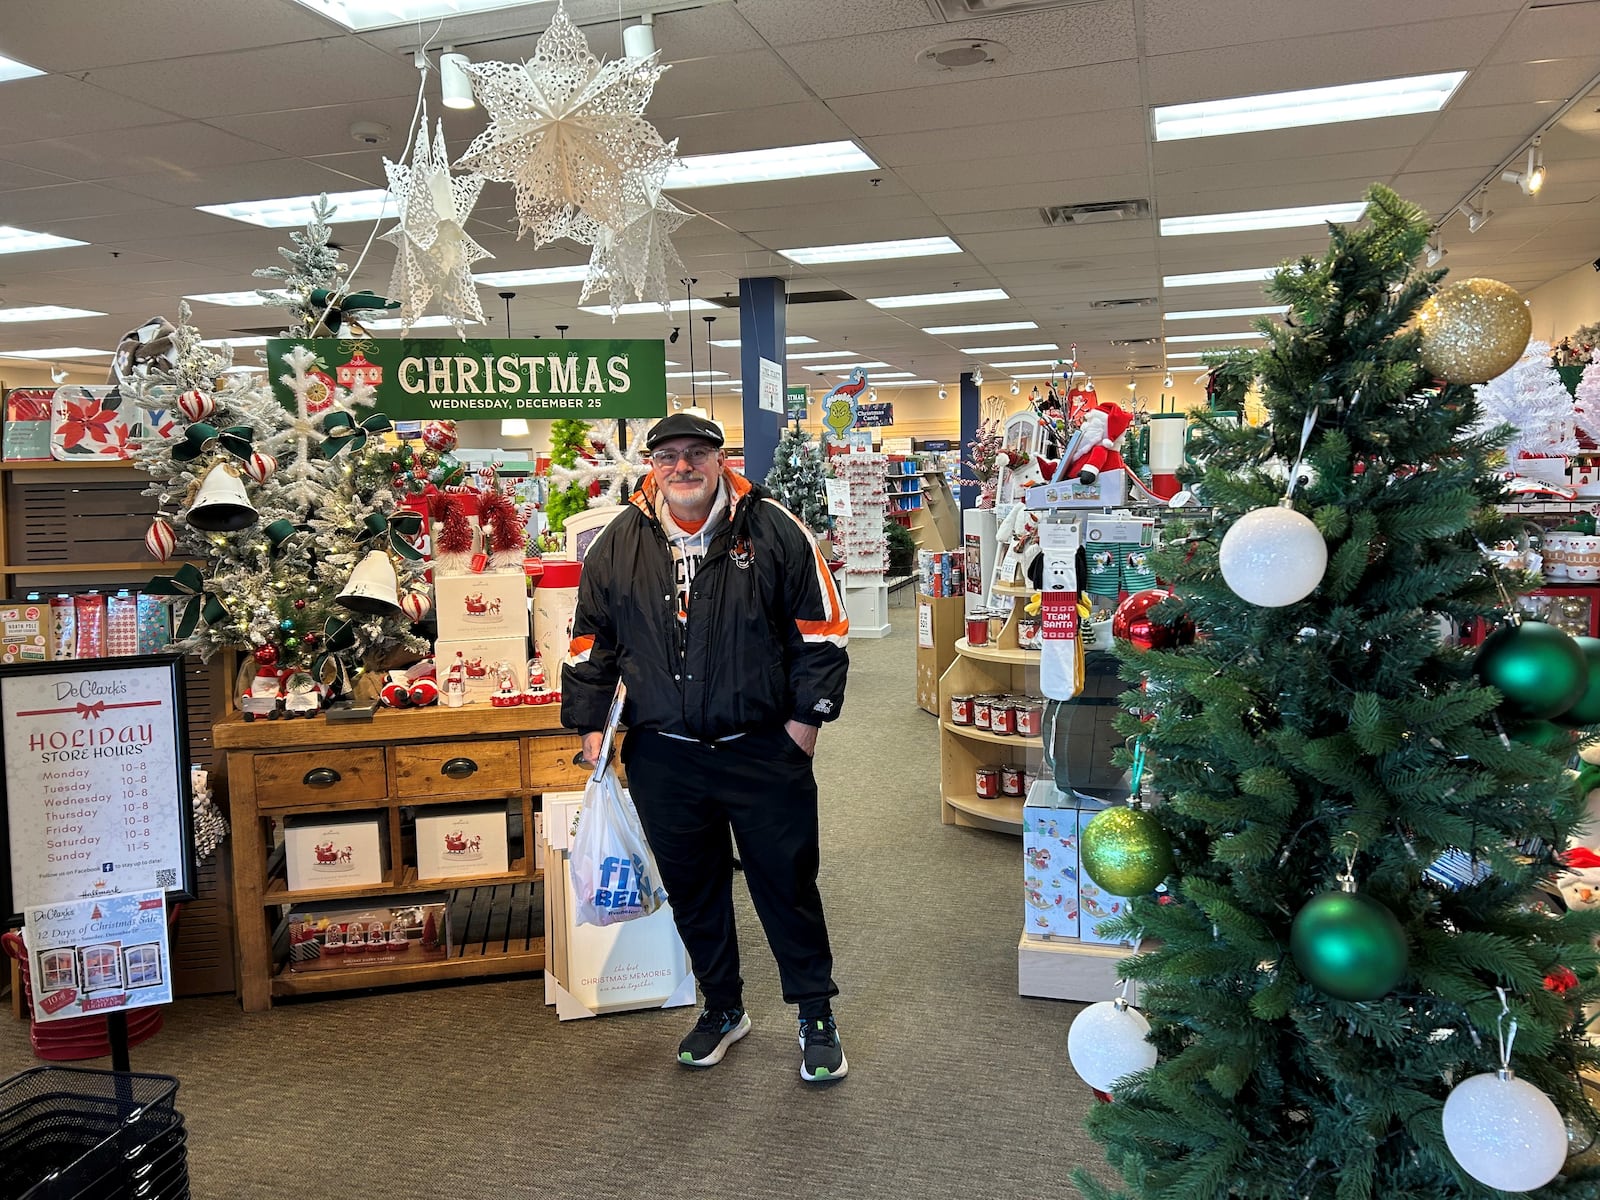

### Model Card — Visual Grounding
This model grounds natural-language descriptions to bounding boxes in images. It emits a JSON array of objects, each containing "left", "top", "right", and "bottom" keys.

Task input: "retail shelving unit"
[
  {"left": 216, "top": 704, "right": 594, "bottom": 1011},
  {"left": 935, "top": 581, "right": 1039, "bottom": 833}
]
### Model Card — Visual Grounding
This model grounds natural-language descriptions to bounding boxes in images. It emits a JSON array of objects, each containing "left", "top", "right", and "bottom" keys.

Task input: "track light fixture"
[
  {"left": 669, "top": 326, "right": 680, "bottom": 344},
  {"left": 869, "top": 388, "right": 878, "bottom": 402},
  {"left": 1010, "top": 380, "right": 1020, "bottom": 395},
  {"left": 623, "top": 12, "right": 656, "bottom": 58},
  {"left": 938, "top": 385, "right": 947, "bottom": 400},
  {"left": 1163, "top": 372, "right": 1174, "bottom": 389},
  {"left": 440, "top": 47, "right": 474, "bottom": 110},
  {"left": 50, "top": 363, "right": 67, "bottom": 384},
  {"left": 1502, "top": 136, "right": 1546, "bottom": 196},
  {"left": 1463, "top": 194, "right": 1493, "bottom": 234},
  {"left": 1425, "top": 234, "right": 1446, "bottom": 267},
  {"left": 1126, "top": 375, "right": 1137, "bottom": 391},
  {"left": 971, "top": 368, "right": 984, "bottom": 387}
]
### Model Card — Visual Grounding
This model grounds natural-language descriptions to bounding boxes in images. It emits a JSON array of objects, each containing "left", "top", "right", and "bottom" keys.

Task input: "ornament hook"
[{"left": 1495, "top": 986, "right": 1518, "bottom": 1079}]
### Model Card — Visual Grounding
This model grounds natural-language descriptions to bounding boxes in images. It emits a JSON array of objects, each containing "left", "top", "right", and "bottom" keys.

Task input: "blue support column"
[
  {"left": 959, "top": 370, "right": 980, "bottom": 510},
  {"left": 738, "top": 277, "right": 786, "bottom": 480}
]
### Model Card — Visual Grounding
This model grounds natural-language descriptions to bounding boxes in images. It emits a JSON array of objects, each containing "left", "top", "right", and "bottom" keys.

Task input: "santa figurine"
[
  {"left": 523, "top": 655, "right": 556, "bottom": 705},
  {"left": 1065, "top": 401, "right": 1133, "bottom": 485},
  {"left": 490, "top": 659, "right": 522, "bottom": 707}
]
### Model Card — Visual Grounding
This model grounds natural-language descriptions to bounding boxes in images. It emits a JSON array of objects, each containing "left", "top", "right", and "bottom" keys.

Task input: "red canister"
[
  {"left": 1014, "top": 699, "right": 1043, "bottom": 738},
  {"left": 973, "top": 695, "right": 994, "bottom": 730},
  {"left": 991, "top": 700, "right": 1016, "bottom": 736},
  {"left": 1000, "top": 763, "right": 1025, "bottom": 797},
  {"left": 965, "top": 615, "right": 989, "bottom": 646},
  {"left": 950, "top": 693, "right": 974, "bottom": 726},
  {"left": 975, "top": 766, "right": 1000, "bottom": 798}
]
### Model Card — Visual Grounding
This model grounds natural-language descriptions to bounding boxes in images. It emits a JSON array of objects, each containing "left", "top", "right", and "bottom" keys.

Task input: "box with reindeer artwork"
[
  {"left": 415, "top": 802, "right": 511, "bottom": 881},
  {"left": 286, "top": 895, "right": 450, "bottom": 973},
  {"left": 434, "top": 570, "right": 529, "bottom": 642},
  {"left": 283, "top": 813, "right": 386, "bottom": 892}
]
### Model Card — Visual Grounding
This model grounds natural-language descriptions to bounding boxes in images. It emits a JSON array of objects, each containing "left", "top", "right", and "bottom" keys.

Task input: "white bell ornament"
[{"left": 337, "top": 550, "right": 402, "bottom": 616}]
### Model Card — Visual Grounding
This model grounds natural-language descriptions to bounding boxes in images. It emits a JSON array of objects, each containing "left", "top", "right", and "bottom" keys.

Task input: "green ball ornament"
[
  {"left": 1474, "top": 621, "right": 1587, "bottom": 721},
  {"left": 1556, "top": 636, "right": 1600, "bottom": 727},
  {"left": 1080, "top": 806, "right": 1174, "bottom": 897},
  {"left": 1507, "top": 719, "right": 1575, "bottom": 752},
  {"left": 1290, "top": 889, "right": 1408, "bottom": 1001}
]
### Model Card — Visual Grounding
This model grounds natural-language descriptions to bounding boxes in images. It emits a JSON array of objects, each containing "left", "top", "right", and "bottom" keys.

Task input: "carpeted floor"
[{"left": 1, "top": 621, "right": 1112, "bottom": 1200}]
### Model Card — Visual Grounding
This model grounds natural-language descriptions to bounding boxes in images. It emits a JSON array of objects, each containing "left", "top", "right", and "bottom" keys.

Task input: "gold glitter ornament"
[{"left": 1417, "top": 278, "right": 1532, "bottom": 384}]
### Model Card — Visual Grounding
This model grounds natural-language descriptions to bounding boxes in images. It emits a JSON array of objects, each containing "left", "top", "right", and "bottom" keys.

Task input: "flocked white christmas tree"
[{"left": 1474, "top": 338, "right": 1579, "bottom": 466}]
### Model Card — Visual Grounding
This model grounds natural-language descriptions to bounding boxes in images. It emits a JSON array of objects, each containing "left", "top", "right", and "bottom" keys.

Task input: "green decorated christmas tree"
[
  {"left": 544, "top": 417, "right": 593, "bottom": 535},
  {"left": 764, "top": 424, "right": 832, "bottom": 537},
  {"left": 1074, "top": 185, "right": 1600, "bottom": 1197}
]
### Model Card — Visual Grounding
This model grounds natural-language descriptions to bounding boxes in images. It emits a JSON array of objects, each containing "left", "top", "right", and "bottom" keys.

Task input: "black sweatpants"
[{"left": 621, "top": 726, "right": 838, "bottom": 1019}]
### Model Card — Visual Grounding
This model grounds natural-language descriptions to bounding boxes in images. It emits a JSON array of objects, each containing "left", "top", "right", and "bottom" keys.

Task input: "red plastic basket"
[{"left": 2, "top": 929, "right": 167, "bottom": 1063}]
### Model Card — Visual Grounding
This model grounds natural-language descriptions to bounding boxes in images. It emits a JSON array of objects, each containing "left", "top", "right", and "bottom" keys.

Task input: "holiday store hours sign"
[
  {"left": 0, "top": 656, "right": 194, "bottom": 919},
  {"left": 266, "top": 338, "right": 669, "bottom": 421}
]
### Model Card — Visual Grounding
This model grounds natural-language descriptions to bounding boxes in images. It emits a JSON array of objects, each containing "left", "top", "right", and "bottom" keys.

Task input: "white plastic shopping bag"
[
  {"left": 568, "top": 680, "right": 668, "bottom": 926},
  {"left": 569, "top": 765, "right": 668, "bottom": 926}
]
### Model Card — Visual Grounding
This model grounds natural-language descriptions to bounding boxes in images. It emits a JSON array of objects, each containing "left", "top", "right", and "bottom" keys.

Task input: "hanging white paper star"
[
  {"left": 380, "top": 112, "right": 492, "bottom": 336},
  {"left": 578, "top": 194, "right": 690, "bottom": 318},
  {"left": 452, "top": 2, "right": 678, "bottom": 247}
]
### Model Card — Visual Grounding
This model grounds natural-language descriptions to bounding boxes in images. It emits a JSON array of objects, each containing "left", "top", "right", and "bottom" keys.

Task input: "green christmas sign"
[{"left": 265, "top": 337, "right": 669, "bottom": 421}]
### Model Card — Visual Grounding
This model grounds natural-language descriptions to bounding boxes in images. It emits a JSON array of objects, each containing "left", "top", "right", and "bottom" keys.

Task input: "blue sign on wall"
[{"left": 855, "top": 402, "right": 894, "bottom": 427}]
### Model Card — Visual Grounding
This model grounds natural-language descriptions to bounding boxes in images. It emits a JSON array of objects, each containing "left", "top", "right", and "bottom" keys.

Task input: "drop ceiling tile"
[
  {"left": 0, "top": 159, "right": 74, "bottom": 191},
  {"left": 923, "top": 174, "right": 1151, "bottom": 216},
  {"left": 1490, "top": 5, "right": 1600, "bottom": 63},
  {"left": 866, "top": 108, "right": 1147, "bottom": 166},
  {"left": 106, "top": 159, "right": 380, "bottom": 207},
  {"left": 1453, "top": 58, "right": 1600, "bottom": 109},
  {"left": 736, "top": 0, "right": 945, "bottom": 46},
  {"left": 649, "top": 50, "right": 812, "bottom": 118},
  {"left": 1141, "top": 0, "right": 1518, "bottom": 56},
  {"left": 211, "top": 98, "right": 457, "bottom": 159},
  {"left": 1156, "top": 148, "right": 1412, "bottom": 195},
  {"left": 655, "top": 102, "right": 854, "bottom": 158},
  {"left": 0, "top": 182, "right": 170, "bottom": 224},
  {"left": 0, "top": 122, "right": 285, "bottom": 182},
  {"left": 1433, "top": 100, "right": 1559, "bottom": 142},
  {"left": 896, "top": 144, "right": 1147, "bottom": 191},
  {"left": 1153, "top": 114, "right": 1440, "bottom": 172},
  {"left": 0, "top": 76, "right": 176, "bottom": 148}
]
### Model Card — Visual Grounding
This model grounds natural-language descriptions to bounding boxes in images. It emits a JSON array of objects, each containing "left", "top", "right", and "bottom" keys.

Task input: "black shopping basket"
[{"left": 0, "top": 1066, "right": 189, "bottom": 1199}]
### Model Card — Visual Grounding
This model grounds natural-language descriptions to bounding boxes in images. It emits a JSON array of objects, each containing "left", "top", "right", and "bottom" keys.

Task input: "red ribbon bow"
[{"left": 74, "top": 701, "right": 106, "bottom": 719}]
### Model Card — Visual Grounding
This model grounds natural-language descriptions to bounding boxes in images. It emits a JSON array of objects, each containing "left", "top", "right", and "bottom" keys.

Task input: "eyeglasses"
[{"left": 649, "top": 446, "right": 719, "bottom": 468}]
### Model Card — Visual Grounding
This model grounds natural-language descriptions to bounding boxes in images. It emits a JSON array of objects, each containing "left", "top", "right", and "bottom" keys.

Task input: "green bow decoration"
[
  {"left": 308, "top": 289, "right": 399, "bottom": 335},
  {"left": 320, "top": 411, "right": 392, "bottom": 458},
  {"left": 358, "top": 509, "right": 424, "bottom": 561},
  {"left": 170, "top": 422, "right": 253, "bottom": 463},
  {"left": 145, "top": 563, "right": 227, "bottom": 639},
  {"left": 312, "top": 615, "right": 358, "bottom": 695},
  {"left": 263, "top": 519, "right": 299, "bottom": 554}
]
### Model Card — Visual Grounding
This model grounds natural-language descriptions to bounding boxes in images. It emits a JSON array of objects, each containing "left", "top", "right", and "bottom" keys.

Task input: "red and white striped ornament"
[
  {"left": 243, "top": 452, "right": 278, "bottom": 483},
  {"left": 400, "top": 591, "right": 432, "bottom": 623},
  {"left": 176, "top": 389, "right": 216, "bottom": 423},
  {"left": 145, "top": 517, "right": 176, "bottom": 561}
]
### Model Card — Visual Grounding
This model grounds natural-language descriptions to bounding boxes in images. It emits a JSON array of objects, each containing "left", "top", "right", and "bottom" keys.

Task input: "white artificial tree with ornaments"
[{"left": 1473, "top": 339, "right": 1580, "bottom": 481}]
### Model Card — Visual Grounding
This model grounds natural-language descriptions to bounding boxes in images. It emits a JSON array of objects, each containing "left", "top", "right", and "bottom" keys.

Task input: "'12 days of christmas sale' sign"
[
  {"left": 0, "top": 656, "right": 193, "bottom": 917},
  {"left": 24, "top": 887, "right": 173, "bottom": 1022}
]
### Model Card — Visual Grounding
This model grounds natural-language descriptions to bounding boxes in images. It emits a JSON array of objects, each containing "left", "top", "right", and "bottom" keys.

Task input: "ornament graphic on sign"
[{"left": 821, "top": 367, "right": 869, "bottom": 443}]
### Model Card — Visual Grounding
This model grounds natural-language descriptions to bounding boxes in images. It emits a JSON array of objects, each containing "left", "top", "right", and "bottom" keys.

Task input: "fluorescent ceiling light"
[
  {"left": 198, "top": 188, "right": 391, "bottom": 228},
  {"left": 707, "top": 336, "right": 818, "bottom": 347},
  {"left": 988, "top": 359, "right": 1060, "bottom": 368},
  {"left": 804, "top": 361, "right": 888, "bottom": 371},
  {"left": 362, "top": 315, "right": 482, "bottom": 330},
  {"left": 923, "top": 320, "right": 1038, "bottom": 336},
  {"left": 1008, "top": 373, "right": 1059, "bottom": 380},
  {"left": 1165, "top": 305, "right": 1286, "bottom": 321},
  {"left": 870, "top": 379, "right": 937, "bottom": 386},
  {"left": 851, "top": 371, "right": 914, "bottom": 379},
  {"left": 0, "top": 56, "right": 44, "bottom": 82},
  {"left": 0, "top": 347, "right": 110, "bottom": 359},
  {"left": 285, "top": 0, "right": 530, "bottom": 31},
  {"left": 1165, "top": 352, "right": 1209, "bottom": 360},
  {"left": 778, "top": 236, "right": 961, "bottom": 265},
  {"left": 473, "top": 265, "right": 589, "bottom": 286},
  {"left": 867, "top": 288, "right": 1008, "bottom": 309},
  {"left": 1163, "top": 331, "right": 1268, "bottom": 344},
  {"left": 0, "top": 226, "right": 88, "bottom": 255},
  {"left": 1161, "top": 202, "right": 1366, "bottom": 237},
  {"left": 669, "top": 140, "right": 876, "bottom": 189},
  {"left": 785, "top": 350, "right": 850, "bottom": 360},
  {"left": 186, "top": 290, "right": 291, "bottom": 307},
  {"left": 1153, "top": 72, "right": 1467, "bottom": 142},
  {"left": 1163, "top": 266, "right": 1278, "bottom": 288},
  {"left": 665, "top": 371, "right": 727, "bottom": 379},
  {"left": 501, "top": 418, "right": 530, "bottom": 437},
  {"left": 577, "top": 299, "right": 716, "bottom": 316},
  {"left": 201, "top": 336, "right": 270, "bottom": 349},
  {"left": 0, "top": 306, "right": 104, "bottom": 323},
  {"left": 220, "top": 365, "right": 267, "bottom": 373},
  {"left": 1168, "top": 365, "right": 1213, "bottom": 372},
  {"left": 960, "top": 342, "right": 1059, "bottom": 355}
]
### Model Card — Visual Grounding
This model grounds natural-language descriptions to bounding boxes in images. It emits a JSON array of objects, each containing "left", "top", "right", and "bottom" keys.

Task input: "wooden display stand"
[
  {"left": 914, "top": 469, "right": 958, "bottom": 554},
  {"left": 935, "top": 581, "right": 1040, "bottom": 834},
  {"left": 1017, "top": 933, "right": 1138, "bottom": 1002},
  {"left": 915, "top": 591, "right": 965, "bottom": 714},
  {"left": 217, "top": 704, "right": 592, "bottom": 1011}
]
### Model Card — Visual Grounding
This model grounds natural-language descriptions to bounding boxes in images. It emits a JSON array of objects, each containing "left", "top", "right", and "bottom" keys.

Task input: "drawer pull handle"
[
  {"left": 303, "top": 767, "right": 341, "bottom": 788},
  {"left": 441, "top": 756, "right": 479, "bottom": 780}
]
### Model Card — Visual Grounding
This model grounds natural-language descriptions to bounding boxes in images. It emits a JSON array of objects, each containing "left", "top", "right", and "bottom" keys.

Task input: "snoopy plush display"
[{"left": 1064, "top": 401, "right": 1133, "bottom": 485}]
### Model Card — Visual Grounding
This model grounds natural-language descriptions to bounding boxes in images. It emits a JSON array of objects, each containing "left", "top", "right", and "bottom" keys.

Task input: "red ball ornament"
[
  {"left": 243, "top": 451, "right": 278, "bottom": 483},
  {"left": 302, "top": 633, "right": 319, "bottom": 648},
  {"left": 293, "top": 599, "right": 307, "bottom": 611},
  {"left": 175, "top": 389, "right": 216, "bottom": 423},
  {"left": 144, "top": 517, "right": 176, "bottom": 561},
  {"left": 253, "top": 644, "right": 279, "bottom": 666},
  {"left": 400, "top": 591, "right": 432, "bottom": 623},
  {"left": 1112, "top": 589, "right": 1195, "bottom": 652},
  {"left": 422, "top": 420, "right": 458, "bottom": 453}
]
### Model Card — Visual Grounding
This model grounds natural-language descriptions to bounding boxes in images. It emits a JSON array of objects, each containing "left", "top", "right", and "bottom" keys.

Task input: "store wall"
[{"left": 1526, "top": 261, "right": 1600, "bottom": 344}]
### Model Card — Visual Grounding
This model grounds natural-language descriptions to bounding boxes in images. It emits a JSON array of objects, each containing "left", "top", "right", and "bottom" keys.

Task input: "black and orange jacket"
[{"left": 561, "top": 467, "right": 849, "bottom": 740}]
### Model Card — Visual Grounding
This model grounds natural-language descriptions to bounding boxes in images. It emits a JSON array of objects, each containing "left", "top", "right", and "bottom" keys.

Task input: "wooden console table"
[{"left": 216, "top": 704, "right": 591, "bottom": 1011}]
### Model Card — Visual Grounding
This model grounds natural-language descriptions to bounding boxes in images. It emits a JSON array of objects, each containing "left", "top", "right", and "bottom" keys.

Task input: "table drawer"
[
  {"left": 393, "top": 738, "right": 521, "bottom": 798},
  {"left": 253, "top": 747, "right": 388, "bottom": 810}
]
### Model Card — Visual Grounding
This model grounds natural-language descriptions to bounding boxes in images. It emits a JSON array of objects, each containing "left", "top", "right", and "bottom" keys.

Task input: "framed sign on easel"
[{"left": 0, "top": 654, "right": 195, "bottom": 924}]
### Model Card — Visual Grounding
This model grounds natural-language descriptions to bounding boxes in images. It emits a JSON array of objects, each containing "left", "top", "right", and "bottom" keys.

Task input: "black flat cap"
[{"left": 645, "top": 412, "right": 724, "bottom": 449}]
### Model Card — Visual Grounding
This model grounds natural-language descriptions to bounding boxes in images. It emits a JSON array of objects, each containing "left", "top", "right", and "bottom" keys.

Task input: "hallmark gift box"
[
  {"left": 283, "top": 814, "right": 385, "bottom": 892},
  {"left": 434, "top": 570, "right": 529, "bottom": 643},
  {"left": 0, "top": 600, "right": 48, "bottom": 664},
  {"left": 434, "top": 636, "right": 530, "bottom": 705},
  {"left": 287, "top": 895, "right": 449, "bottom": 972},
  {"left": 1021, "top": 805, "right": 1079, "bottom": 939},
  {"left": 416, "top": 803, "right": 511, "bottom": 881}
]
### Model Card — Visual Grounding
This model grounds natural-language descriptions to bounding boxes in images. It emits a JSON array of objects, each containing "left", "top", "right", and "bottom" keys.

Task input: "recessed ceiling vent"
[
  {"left": 1092, "top": 298, "right": 1158, "bottom": 311},
  {"left": 933, "top": 0, "right": 1106, "bottom": 17},
  {"left": 916, "top": 38, "right": 1011, "bottom": 70},
  {"left": 1041, "top": 199, "right": 1149, "bottom": 226},
  {"left": 709, "top": 289, "right": 855, "bottom": 308},
  {"left": 1110, "top": 337, "right": 1161, "bottom": 347}
]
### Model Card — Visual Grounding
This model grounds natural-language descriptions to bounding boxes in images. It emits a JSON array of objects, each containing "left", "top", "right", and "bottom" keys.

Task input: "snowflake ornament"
[
  {"left": 380, "top": 112, "right": 492, "bottom": 336},
  {"left": 452, "top": 2, "right": 677, "bottom": 246},
  {"left": 578, "top": 193, "right": 690, "bottom": 318}
]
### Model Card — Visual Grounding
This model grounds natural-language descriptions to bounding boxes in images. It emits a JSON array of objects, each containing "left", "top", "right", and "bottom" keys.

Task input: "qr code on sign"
[{"left": 155, "top": 869, "right": 177, "bottom": 888}]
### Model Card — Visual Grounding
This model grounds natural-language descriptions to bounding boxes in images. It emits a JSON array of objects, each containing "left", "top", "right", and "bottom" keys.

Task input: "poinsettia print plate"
[{"left": 51, "top": 385, "right": 135, "bottom": 459}]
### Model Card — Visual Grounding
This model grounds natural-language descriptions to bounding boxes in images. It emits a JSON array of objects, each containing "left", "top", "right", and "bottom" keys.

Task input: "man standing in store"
[{"left": 563, "top": 412, "right": 852, "bottom": 1083}]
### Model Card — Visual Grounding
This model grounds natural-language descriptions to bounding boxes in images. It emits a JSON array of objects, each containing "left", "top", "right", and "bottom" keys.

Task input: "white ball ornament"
[
  {"left": 144, "top": 517, "right": 176, "bottom": 561},
  {"left": 400, "top": 591, "right": 432, "bottom": 623},
  {"left": 1441, "top": 1071, "right": 1567, "bottom": 1192},
  {"left": 1066, "top": 998, "right": 1157, "bottom": 1093},
  {"left": 1218, "top": 503, "right": 1328, "bottom": 607},
  {"left": 243, "top": 452, "right": 278, "bottom": 483},
  {"left": 175, "top": 389, "right": 216, "bottom": 423}
]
